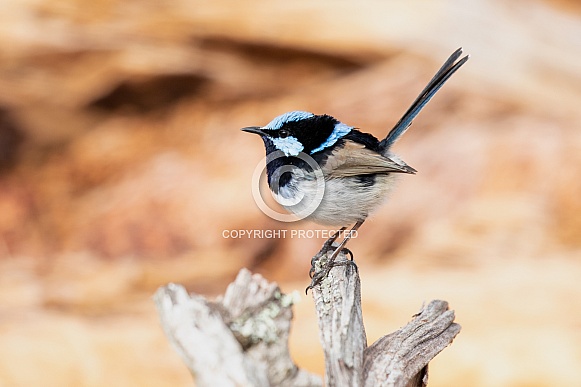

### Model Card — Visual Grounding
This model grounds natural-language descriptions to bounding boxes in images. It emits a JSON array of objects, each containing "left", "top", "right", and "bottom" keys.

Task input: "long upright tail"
[{"left": 379, "top": 48, "right": 469, "bottom": 151}]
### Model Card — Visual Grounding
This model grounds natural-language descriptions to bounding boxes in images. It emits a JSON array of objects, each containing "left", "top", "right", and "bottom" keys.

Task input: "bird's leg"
[
  {"left": 309, "top": 227, "right": 346, "bottom": 278},
  {"left": 306, "top": 221, "right": 364, "bottom": 293}
]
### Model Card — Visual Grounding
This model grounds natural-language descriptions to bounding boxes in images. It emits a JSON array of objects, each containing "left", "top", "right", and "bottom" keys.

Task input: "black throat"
[{"left": 262, "top": 138, "right": 313, "bottom": 193}]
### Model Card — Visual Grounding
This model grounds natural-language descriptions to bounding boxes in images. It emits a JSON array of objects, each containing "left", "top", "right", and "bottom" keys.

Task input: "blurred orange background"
[{"left": 1, "top": 0, "right": 580, "bottom": 386}]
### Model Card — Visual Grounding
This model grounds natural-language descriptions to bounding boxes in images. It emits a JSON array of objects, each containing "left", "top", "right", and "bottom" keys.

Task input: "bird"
[{"left": 242, "top": 48, "right": 469, "bottom": 291}]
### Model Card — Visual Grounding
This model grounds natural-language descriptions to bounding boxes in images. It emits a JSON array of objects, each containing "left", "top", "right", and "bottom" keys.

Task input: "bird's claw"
[
  {"left": 308, "top": 228, "right": 346, "bottom": 278},
  {"left": 308, "top": 247, "right": 353, "bottom": 278},
  {"left": 306, "top": 257, "right": 358, "bottom": 294},
  {"left": 342, "top": 247, "right": 354, "bottom": 261},
  {"left": 306, "top": 222, "right": 362, "bottom": 294}
]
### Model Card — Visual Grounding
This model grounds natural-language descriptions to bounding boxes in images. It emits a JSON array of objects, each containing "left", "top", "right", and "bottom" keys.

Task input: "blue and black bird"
[{"left": 242, "top": 48, "right": 469, "bottom": 290}]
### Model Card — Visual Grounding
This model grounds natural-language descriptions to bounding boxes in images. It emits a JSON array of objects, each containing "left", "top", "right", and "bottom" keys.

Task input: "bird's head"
[{"left": 241, "top": 111, "right": 353, "bottom": 157}]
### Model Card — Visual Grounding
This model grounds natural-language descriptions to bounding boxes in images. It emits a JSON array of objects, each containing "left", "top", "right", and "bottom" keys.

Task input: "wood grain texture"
[
  {"left": 156, "top": 259, "right": 460, "bottom": 386},
  {"left": 154, "top": 269, "right": 322, "bottom": 387}
]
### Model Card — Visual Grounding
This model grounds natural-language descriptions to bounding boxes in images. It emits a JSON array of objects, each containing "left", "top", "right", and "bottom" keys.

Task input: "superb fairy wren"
[{"left": 242, "top": 48, "right": 469, "bottom": 290}]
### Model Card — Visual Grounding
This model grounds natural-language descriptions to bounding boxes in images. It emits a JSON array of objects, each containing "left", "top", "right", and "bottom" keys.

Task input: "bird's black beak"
[{"left": 241, "top": 126, "right": 266, "bottom": 136}]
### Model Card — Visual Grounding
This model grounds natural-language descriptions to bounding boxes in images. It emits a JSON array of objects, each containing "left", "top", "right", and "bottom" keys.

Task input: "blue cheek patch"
[
  {"left": 272, "top": 136, "right": 304, "bottom": 156},
  {"left": 264, "top": 111, "right": 314, "bottom": 130},
  {"left": 310, "top": 122, "right": 353, "bottom": 154}
]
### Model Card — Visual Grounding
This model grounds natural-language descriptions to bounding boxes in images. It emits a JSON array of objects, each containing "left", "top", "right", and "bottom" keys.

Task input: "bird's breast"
[{"left": 272, "top": 171, "right": 399, "bottom": 227}]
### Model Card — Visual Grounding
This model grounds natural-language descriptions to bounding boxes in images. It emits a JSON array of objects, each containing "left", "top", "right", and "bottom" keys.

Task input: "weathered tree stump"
[{"left": 154, "top": 250, "right": 460, "bottom": 386}]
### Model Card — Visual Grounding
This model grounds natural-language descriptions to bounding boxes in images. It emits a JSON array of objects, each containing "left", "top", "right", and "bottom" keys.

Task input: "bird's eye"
[{"left": 279, "top": 130, "right": 290, "bottom": 138}]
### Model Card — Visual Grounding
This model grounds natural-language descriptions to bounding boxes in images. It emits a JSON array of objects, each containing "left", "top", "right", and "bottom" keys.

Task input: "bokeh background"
[{"left": 1, "top": 0, "right": 580, "bottom": 386}]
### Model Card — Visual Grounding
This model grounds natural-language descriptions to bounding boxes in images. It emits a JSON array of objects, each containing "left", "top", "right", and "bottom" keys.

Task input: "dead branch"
[
  {"left": 154, "top": 252, "right": 460, "bottom": 387},
  {"left": 154, "top": 269, "right": 322, "bottom": 386}
]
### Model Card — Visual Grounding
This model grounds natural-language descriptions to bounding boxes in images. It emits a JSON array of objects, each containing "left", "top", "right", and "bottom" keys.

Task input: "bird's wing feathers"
[{"left": 322, "top": 140, "right": 416, "bottom": 178}]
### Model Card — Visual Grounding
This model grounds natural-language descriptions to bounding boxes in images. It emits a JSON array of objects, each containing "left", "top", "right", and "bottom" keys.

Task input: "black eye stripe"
[{"left": 279, "top": 129, "right": 290, "bottom": 138}]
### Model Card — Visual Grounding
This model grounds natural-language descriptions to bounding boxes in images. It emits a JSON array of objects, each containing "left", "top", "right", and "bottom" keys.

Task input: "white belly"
[{"left": 278, "top": 173, "right": 398, "bottom": 227}]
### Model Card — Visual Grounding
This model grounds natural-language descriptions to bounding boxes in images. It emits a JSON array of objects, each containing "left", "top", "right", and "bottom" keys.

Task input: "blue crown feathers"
[{"left": 263, "top": 111, "right": 314, "bottom": 130}]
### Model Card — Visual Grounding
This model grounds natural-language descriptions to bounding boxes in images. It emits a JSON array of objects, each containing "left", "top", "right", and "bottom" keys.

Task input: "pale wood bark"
[
  {"left": 154, "top": 270, "right": 322, "bottom": 387},
  {"left": 310, "top": 249, "right": 366, "bottom": 386},
  {"left": 310, "top": 249, "right": 460, "bottom": 387},
  {"left": 154, "top": 253, "right": 460, "bottom": 387}
]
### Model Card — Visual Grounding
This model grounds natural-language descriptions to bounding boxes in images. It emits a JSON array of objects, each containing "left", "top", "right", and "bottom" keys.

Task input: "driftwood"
[{"left": 154, "top": 249, "right": 460, "bottom": 386}]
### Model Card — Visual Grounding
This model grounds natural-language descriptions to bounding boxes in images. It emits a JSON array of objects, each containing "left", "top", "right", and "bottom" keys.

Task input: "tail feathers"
[{"left": 379, "top": 48, "right": 469, "bottom": 151}]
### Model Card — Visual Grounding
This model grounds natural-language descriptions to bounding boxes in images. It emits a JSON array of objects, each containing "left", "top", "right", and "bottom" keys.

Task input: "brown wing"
[{"left": 322, "top": 140, "right": 416, "bottom": 178}]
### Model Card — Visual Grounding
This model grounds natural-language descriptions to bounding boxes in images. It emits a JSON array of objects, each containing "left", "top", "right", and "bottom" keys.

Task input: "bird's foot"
[
  {"left": 306, "top": 246, "right": 358, "bottom": 294},
  {"left": 342, "top": 247, "right": 354, "bottom": 261},
  {"left": 308, "top": 227, "right": 346, "bottom": 279},
  {"left": 306, "top": 222, "right": 363, "bottom": 294},
  {"left": 308, "top": 246, "right": 354, "bottom": 278}
]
